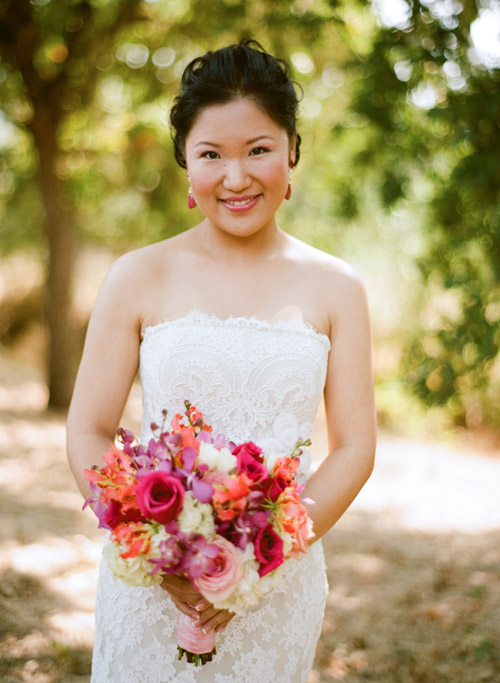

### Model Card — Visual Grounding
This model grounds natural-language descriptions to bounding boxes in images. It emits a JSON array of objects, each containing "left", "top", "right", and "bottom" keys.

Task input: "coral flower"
[
  {"left": 276, "top": 487, "right": 312, "bottom": 555},
  {"left": 212, "top": 475, "right": 250, "bottom": 521}
]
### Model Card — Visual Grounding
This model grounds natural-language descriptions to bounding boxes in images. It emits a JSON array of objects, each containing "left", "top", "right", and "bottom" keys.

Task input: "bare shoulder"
[
  {"left": 285, "top": 234, "right": 367, "bottom": 304},
  {"left": 106, "top": 235, "right": 182, "bottom": 282},
  {"left": 98, "top": 234, "right": 187, "bottom": 318}
]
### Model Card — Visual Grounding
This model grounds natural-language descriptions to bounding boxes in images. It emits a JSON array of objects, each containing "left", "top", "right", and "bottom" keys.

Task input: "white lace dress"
[{"left": 91, "top": 311, "right": 330, "bottom": 683}]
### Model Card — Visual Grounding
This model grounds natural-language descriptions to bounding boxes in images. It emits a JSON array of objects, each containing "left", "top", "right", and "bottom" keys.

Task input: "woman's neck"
[{"left": 193, "top": 218, "right": 286, "bottom": 262}]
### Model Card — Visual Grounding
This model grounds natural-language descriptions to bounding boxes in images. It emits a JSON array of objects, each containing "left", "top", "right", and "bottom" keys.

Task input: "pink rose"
[
  {"left": 232, "top": 442, "right": 264, "bottom": 463},
  {"left": 136, "top": 470, "right": 184, "bottom": 524},
  {"left": 195, "top": 536, "right": 243, "bottom": 603},
  {"left": 254, "top": 524, "right": 284, "bottom": 577}
]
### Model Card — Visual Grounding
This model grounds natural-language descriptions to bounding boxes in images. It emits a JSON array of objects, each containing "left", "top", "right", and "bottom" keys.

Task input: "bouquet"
[{"left": 84, "top": 401, "right": 314, "bottom": 665}]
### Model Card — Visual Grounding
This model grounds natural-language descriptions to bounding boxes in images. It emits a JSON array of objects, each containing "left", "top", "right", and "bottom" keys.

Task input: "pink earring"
[
  {"left": 285, "top": 167, "right": 293, "bottom": 200},
  {"left": 187, "top": 175, "right": 196, "bottom": 209}
]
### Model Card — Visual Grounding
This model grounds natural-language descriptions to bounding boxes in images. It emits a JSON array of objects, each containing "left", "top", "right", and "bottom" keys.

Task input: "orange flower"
[
  {"left": 112, "top": 522, "right": 152, "bottom": 559},
  {"left": 213, "top": 475, "right": 251, "bottom": 521},
  {"left": 272, "top": 456, "right": 299, "bottom": 484}
]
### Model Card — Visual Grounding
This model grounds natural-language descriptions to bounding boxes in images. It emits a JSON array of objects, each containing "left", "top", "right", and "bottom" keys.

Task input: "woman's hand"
[
  {"left": 160, "top": 575, "right": 234, "bottom": 633},
  {"left": 196, "top": 603, "right": 235, "bottom": 633},
  {"left": 160, "top": 575, "right": 206, "bottom": 619}
]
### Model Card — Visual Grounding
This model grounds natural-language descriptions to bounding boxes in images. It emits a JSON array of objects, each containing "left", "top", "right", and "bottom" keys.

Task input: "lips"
[{"left": 220, "top": 195, "right": 260, "bottom": 212}]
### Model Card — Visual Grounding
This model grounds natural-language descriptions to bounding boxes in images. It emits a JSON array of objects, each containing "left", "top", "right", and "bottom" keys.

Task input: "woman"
[{"left": 67, "top": 40, "right": 376, "bottom": 682}]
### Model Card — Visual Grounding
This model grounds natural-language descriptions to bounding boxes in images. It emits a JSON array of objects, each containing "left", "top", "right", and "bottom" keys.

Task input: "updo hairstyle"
[{"left": 170, "top": 39, "right": 302, "bottom": 169}]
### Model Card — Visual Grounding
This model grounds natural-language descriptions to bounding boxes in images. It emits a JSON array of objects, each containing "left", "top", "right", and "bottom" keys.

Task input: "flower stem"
[{"left": 177, "top": 645, "right": 217, "bottom": 666}]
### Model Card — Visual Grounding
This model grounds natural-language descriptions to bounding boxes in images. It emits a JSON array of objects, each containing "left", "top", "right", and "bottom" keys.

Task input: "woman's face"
[{"left": 185, "top": 98, "right": 295, "bottom": 239}]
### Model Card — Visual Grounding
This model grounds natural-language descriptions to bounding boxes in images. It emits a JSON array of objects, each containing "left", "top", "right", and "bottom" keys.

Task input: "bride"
[{"left": 67, "top": 39, "right": 376, "bottom": 682}]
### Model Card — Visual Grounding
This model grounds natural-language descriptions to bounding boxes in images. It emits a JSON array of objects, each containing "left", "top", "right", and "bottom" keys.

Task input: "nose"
[{"left": 222, "top": 159, "right": 251, "bottom": 192}]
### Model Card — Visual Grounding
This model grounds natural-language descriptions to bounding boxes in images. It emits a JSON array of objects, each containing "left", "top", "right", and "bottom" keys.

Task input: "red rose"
[
  {"left": 254, "top": 524, "right": 284, "bottom": 577},
  {"left": 136, "top": 471, "right": 184, "bottom": 524},
  {"left": 259, "top": 476, "right": 287, "bottom": 502},
  {"left": 235, "top": 447, "right": 268, "bottom": 484},
  {"left": 232, "top": 442, "right": 264, "bottom": 463},
  {"left": 103, "top": 499, "right": 143, "bottom": 530}
]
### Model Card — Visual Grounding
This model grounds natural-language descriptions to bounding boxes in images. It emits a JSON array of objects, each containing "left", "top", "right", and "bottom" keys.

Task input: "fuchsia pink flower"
[
  {"left": 136, "top": 470, "right": 185, "bottom": 524},
  {"left": 234, "top": 441, "right": 269, "bottom": 484}
]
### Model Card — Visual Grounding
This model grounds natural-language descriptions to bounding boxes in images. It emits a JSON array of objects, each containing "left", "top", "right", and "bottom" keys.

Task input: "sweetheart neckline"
[{"left": 140, "top": 309, "right": 331, "bottom": 349}]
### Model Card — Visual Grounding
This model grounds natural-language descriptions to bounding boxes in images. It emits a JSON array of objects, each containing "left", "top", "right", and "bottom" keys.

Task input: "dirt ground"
[{"left": 1, "top": 353, "right": 499, "bottom": 683}]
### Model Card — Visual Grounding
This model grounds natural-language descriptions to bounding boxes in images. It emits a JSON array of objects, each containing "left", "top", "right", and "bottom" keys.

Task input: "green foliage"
[
  {"left": 1, "top": 0, "right": 500, "bottom": 426},
  {"left": 330, "top": 1, "right": 500, "bottom": 429}
]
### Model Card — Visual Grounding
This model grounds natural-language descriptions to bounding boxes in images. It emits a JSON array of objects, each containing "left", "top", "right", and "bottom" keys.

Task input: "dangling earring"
[
  {"left": 285, "top": 167, "right": 293, "bottom": 200},
  {"left": 187, "top": 175, "right": 196, "bottom": 209}
]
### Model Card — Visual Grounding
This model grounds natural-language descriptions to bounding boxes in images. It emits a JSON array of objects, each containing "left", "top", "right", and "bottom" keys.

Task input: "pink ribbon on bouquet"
[{"left": 177, "top": 613, "right": 216, "bottom": 665}]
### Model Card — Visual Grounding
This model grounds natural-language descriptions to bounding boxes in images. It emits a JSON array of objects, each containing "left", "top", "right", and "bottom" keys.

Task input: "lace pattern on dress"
[
  {"left": 91, "top": 311, "right": 331, "bottom": 682},
  {"left": 139, "top": 310, "right": 330, "bottom": 447}
]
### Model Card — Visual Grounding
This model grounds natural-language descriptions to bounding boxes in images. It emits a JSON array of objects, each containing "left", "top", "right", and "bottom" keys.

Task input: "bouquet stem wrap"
[{"left": 177, "top": 613, "right": 216, "bottom": 665}]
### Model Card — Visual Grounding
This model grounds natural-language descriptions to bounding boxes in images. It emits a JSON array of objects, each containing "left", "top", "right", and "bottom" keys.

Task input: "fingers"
[
  {"left": 196, "top": 606, "right": 235, "bottom": 633},
  {"left": 160, "top": 575, "right": 198, "bottom": 599},
  {"left": 160, "top": 575, "right": 208, "bottom": 619},
  {"left": 160, "top": 575, "right": 234, "bottom": 633}
]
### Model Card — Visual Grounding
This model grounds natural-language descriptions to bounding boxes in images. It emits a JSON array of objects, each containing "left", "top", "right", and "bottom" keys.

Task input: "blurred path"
[
  {"left": 0, "top": 357, "right": 499, "bottom": 682},
  {"left": 353, "top": 435, "right": 500, "bottom": 533}
]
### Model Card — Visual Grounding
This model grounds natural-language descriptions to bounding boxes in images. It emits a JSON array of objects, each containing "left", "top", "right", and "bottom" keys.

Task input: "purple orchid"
[
  {"left": 168, "top": 446, "right": 214, "bottom": 504},
  {"left": 217, "top": 509, "right": 270, "bottom": 550},
  {"left": 83, "top": 482, "right": 111, "bottom": 529},
  {"left": 149, "top": 535, "right": 185, "bottom": 575},
  {"left": 149, "top": 529, "right": 220, "bottom": 580},
  {"left": 180, "top": 533, "right": 220, "bottom": 580}
]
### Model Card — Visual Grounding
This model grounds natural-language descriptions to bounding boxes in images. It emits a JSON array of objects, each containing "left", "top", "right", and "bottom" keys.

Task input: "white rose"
[
  {"left": 177, "top": 491, "right": 215, "bottom": 537},
  {"left": 197, "top": 442, "right": 237, "bottom": 473}
]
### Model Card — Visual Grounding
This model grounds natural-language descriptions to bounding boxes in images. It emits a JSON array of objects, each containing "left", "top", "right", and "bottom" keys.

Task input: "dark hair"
[{"left": 169, "top": 39, "right": 302, "bottom": 169}]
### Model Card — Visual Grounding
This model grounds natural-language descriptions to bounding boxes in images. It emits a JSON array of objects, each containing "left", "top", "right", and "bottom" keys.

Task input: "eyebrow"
[{"left": 194, "top": 135, "right": 275, "bottom": 149}]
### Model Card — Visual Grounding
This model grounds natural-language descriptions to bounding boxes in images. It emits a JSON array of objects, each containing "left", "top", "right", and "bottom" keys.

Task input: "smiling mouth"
[
  {"left": 220, "top": 194, "right": 260, "bottom": 212},
  {"left": 221, "top": 196, "right": 258, "bottom": 207}
]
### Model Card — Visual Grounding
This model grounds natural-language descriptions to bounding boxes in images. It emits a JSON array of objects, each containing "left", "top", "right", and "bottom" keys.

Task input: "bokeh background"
[{"left": 1, "top": 1, "right": 499, "bottom": 681}]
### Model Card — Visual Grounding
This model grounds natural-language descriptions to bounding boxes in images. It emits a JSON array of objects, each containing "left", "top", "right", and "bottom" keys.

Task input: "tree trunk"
[{"left": 32, "top": 106, "right": 76, "bottom": 409}]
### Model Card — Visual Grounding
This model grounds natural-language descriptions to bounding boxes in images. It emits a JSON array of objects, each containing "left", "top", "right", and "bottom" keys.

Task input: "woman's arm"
[
  {"left": 66, "top": 252, "right": 232, "bottom": 630},
  {"left": 66, "top": 255, "right": 143, "bottom": 499},
  {"left": 304, "top": 268, "right": 377, "bottom": 541}
]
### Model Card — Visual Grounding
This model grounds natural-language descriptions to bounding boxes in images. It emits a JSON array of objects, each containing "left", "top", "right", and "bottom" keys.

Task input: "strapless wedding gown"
[{"left": 91, "top": 311, "right": 330, "bottom": 683}]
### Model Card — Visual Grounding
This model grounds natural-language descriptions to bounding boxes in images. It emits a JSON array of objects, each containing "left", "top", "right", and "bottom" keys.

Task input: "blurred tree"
[
  {"left": 0, "top": 0, "right": 144, "bottom": 407},
  {"left": 0, "top": 0, "right": 339, "bottom": 408},
  {"left": 331, "top": 0, "right": 500, "bottom": 428}
]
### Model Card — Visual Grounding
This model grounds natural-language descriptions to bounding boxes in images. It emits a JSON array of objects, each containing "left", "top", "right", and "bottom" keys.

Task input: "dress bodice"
[{"left": 139, "top": 310, "right": 330, "bottom": 472}]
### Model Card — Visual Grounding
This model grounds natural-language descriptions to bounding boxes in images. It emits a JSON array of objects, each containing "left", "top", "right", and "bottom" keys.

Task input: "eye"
[
  {"left": 249, "top": 146, "right": 269, "bottom": 156},
  {"left": 200, "top": 150, "right": 220, "bottom": 160}
]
